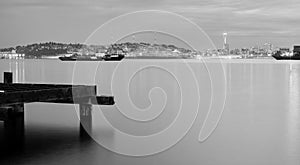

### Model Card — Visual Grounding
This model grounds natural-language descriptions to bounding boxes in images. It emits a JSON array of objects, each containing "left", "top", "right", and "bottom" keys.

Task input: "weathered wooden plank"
[
  {"left": 0, "top": 83, "right": 94, "bottom": 93},
  {"left": 0, "top": 84, "right": 96, "bottom": 105},
  {"left": 43, "top": 96, "right": 115, "bottom": 105},
  {"left": 0, "top": 72, "right": 114, "bottom": 106},
  {"left": 0, "top": 84, "right": 114, "bottom": 105}
]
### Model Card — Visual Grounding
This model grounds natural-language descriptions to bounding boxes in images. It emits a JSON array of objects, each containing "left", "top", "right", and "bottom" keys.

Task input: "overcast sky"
[{"left": 0, "top": 0, "right": 300, "bottom": 49}]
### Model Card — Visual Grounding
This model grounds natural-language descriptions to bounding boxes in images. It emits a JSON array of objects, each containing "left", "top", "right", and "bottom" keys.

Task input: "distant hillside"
[
  {"left": 16, "top": 42, "right": 85, "bottom": 57},
  {"left": 0, "top": 42, "right": 194, "bottom": 58},
  {"left": 110, "top": 42, "right": 193, "bottom": 58},
  {"left": 0, "top": 42, "right": 88, "bottom": 57}
]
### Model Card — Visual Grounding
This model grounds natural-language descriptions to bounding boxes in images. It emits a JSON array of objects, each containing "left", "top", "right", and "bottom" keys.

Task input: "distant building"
[
  {"left": 0, "top": 49, "right": 25, "bottom": 59},
  {"left": 294, "top": 46, "right": 300, "bottom": 56},
  {"left": 223, "top": 32, "right": 229, "bottom": 55},
  {"left": 279, "top": 48, "right": 290, "bottom": 53},
  {"left": 230, "top": 48, "right": 240, "bottom": 55},
  {"left": 264, "top": 43, "right": 273, "bottom": 53}
]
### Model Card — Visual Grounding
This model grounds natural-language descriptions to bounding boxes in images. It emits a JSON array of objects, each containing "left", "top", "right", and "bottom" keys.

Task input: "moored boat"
[
  {"left": 102, "top": 54, "right": 125, "bottom": 61},
  {"left": 272, "top": 45, "right": 300, "bottom": 60},
  {"left": 59, "top": 54, "right": 103, "bottom": 61},
  {"left": 59, "top": 46, "right": 126, "bottom": 61},
  {"left": 102, "top": 46, "right": 126, "bottom": 61},
  {"left": 272, "top": 55, "right": 300, "bottom": 60}
]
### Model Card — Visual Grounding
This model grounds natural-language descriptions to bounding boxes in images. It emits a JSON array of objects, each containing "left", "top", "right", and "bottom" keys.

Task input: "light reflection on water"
[
  {"left": 287, "top": 64, "right": 300, "bottom": 161},
  {"left": 0, "top": 59, "right": 300, "bottom": 165}
]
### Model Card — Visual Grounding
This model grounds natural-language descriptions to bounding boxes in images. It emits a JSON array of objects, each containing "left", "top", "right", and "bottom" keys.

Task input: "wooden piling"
[
  {"left": 79, "top": 104, "right": 92, "bottom": 138},
  {"left": 0, "top": 104, "right": 24, "bottom": 120},
  {"left": 0, "top": 105, "right": 25, "bottom": 142}
]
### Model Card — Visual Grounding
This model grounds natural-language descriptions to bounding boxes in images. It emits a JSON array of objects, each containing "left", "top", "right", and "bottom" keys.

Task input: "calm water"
[{"left": 0, "top": 59, "right": 300, "bottom": 165}]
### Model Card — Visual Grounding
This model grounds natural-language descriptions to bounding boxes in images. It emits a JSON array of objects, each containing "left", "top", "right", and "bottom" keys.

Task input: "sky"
[{"left": 0, "top": 0, "right": 300, "bottom": 49}]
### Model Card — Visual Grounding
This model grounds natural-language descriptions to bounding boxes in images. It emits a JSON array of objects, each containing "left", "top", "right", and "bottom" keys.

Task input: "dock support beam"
[
  {"left": 79, "top": 104, "right": 92, "bottom": 138},
  {"left": 0, "top": 104, "right": 25, "bottom": 145},
  {"left": 1, "top": 72, "right": 25, "bottom": 139}
]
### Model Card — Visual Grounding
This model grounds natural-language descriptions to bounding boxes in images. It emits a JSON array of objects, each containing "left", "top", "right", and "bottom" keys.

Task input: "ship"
[
  {"left": 59, "top": 49, "right": 125, "bottom": 61},
  {"left": 102, "top": 54, "right": 125, "bottom": 61},
  {"left": 125, "top": 55, "right": 190, "bottom": 59},
  {"left": 102, "top": 45, "right": 126, "bottom": 61},
  {"left": 272, "top": 54, "right": 300, "bottom": 60},
  {"left": 272, "top": 45, "right": 300, "bottom": 60},
  {"left": 59, "top": 54, "right": 103, "bottom": 61}
]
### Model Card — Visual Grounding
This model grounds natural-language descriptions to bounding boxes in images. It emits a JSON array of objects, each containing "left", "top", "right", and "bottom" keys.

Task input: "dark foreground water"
[{"left": 0, "top": 59, "right": 300, "bottom": 165}]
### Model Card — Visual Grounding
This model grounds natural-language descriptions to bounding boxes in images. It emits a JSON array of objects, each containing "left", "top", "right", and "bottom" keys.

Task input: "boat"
[
  {"left": 272, "top": 45, "right": 300, "bottom": 60},
  {"left": 59, "top": 46, "right": 126, "bottom": 61},
  {"left": 102, "top": 46, "right": 126, "bottom": 61},
  {"left": 125, "top": 55, "right": 190, "bottom": 59},
  {"left": 59, "top": 56, "right": 77, "bottom": 61},
  {"left": 102, "top": 54, "right": 125, "bottom": 61},
  {"left": 272, "top": 54, "right": 300, "bottom": 60},
  {"left": 59, "top": 54, "right": 103, "bottom": 61}
]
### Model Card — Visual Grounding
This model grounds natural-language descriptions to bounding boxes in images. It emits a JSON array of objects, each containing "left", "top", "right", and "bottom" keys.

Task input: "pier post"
[
  {"left": 4, "top": 72, "right": 13, "bottom": 84},
  {"left": 79, "top": 104, "right": 92, "bottom": 138}
]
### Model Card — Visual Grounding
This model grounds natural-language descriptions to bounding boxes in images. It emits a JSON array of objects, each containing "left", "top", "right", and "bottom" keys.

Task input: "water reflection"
[
  {"left": 1, "top": 60, "right": 300, "bottom": 164},
  {"left": 2, "top": 114, "right": 25, "bottom": 151},
  {"left": 287, "top": 63, "right": 300, "bottom": 160},
  {"left": 6, "top": 60, "right": 25, "bottom": 83}
]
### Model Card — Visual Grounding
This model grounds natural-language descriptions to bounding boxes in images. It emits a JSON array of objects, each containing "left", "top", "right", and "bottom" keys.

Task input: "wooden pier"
[{"left": 0, "top": 72, "right": 114, "bottom": 137}]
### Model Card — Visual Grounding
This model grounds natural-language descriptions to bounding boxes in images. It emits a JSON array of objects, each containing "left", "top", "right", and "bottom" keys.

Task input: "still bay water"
[{"left": 0, "top": 59, "right": 300, "bottom": 165}]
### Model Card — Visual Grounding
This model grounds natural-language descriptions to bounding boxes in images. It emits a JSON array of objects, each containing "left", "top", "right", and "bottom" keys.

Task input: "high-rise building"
[
  {"left": 223, "top": 32, "right": 229, "bottom": 55},
  {"left": 263, "top": 43, "right": 273, "bottom": 54},
  {"left": 223, "top": 32, "right": 227, "bottom": 46}
]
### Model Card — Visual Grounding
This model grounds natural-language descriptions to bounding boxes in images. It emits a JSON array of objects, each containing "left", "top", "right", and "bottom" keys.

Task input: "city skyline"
[{"left": 0, "top": 0, "right": 300, "bottom": 49}]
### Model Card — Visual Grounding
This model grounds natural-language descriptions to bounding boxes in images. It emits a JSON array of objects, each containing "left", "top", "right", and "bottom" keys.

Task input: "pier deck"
[
  {"left": 0, "top": 72, "right": 114, "bottom": 137},
  {"left": 0, "top": 83, "right": 114, "bottom": 105}
]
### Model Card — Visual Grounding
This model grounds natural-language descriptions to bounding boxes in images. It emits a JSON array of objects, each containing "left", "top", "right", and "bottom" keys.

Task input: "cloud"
[
  {"left": 234, "top": 8, "right": 263, "bottom": 15},
  {"left": 0, "top": 0, "right": 164, "bottom": 10},
  {"left": 0, "top": 0, "right": 300, "bottom": 48}
]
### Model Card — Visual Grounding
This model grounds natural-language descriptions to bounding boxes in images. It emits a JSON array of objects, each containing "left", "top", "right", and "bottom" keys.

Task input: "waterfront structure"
[
  {"left": 0, "top": 72, "right": 115, "bottom": 136},
  {"left": 0, "top": 50, "right": 25, "bottom": 59}
]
